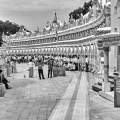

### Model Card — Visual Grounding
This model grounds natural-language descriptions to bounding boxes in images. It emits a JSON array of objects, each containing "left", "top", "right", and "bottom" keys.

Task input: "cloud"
[{"left": 0, "top": 0, "right": 83, "bottom": 11}]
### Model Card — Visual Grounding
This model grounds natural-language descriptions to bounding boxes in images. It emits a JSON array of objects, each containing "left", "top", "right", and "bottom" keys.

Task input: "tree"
[
  {"left": 3, "top": 20, "right": 20, "bottom": 35},
  {"left": 69, "top": 0, "right": 92, "bottom": 20},
  {"left": 0, "top": 20, "right": 30, "bottom": 46},
  {"left": 83, "top": 0, "right": 92, "bottom": 15},
  {"left": 0, "top": 34, "right": 3, "bottom": 47}
]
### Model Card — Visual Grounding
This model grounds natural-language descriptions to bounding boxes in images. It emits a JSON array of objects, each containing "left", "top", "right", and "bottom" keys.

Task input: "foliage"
[
  {"left": 0, "top": 20, "right": 20, "bottom": 36},
  {"left": 69, "top": 0, "right": 92, "bottom": 20},
  {"left": 0, "top": 20, "right": 30, "bottom": 46}
]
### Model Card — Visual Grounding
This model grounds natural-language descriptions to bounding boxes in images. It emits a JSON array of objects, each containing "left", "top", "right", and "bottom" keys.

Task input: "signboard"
[{"left": 114, "top": 77, "right": 120, "bottom": 107}]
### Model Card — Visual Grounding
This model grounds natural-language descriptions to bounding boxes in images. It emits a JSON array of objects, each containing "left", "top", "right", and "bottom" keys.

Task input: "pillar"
[
  {"left": 103, "top": 47, "right": 110, "bottom": 92},
  {"left": 89, "top": 45, "right": 92, "bottom": 69},
  {"left": 81, "top": 46, "right": 83, "bottom": 69},
  {"left": 93, "top": 44, "right": 96, "bottom": 69},
  {"left": 95, "top": 44, "right": 99, "bottom": 72},
  {"left": 82, "top": 46, "right": 85, "bottom": 68},
  {"left": 117, "top": 46, "right": 120, "bottom": 74},
  {"left": 89, "top": 45, "right": 91, "bottom": 67}
]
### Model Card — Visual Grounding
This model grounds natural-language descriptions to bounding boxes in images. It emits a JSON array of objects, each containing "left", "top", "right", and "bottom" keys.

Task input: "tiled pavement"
[
  {"left": 0, "top": 63, "right": 91, "bottom": 120},
  {"left": 1, "top": 64, "right": 120, "bottom": 120},
  {"left": 0, "top": 64, "right": 74, "bottom": 120},
  {"left": 88, "top": 73, "right": 120, "bottom": 120},
  {"left": 48, "top": 72, "right": 89, "bottom": 120}
]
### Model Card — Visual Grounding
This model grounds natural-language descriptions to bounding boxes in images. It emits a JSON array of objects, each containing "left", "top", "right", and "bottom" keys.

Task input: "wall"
[
  {"left": 109, "top": 46, "right": 117, "bottom": 74},
  {"left": 111, "top": 0, "right": 120, "bottom": 33}
]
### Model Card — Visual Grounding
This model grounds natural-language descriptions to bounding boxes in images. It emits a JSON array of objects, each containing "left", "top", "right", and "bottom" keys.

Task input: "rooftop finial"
[{"left": 53, "top": 12, "right": 57, "bottom": 23}]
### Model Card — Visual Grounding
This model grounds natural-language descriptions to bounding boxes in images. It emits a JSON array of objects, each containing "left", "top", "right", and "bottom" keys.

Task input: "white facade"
[
  {"left": 109, "top": 46, "right": 117, "bottom": 74},
  {"left": 111, "top": 0, "right": 120, "bottom": 33},
  {"left": 109, "top": 0, "right": 120, "bottom": 74}
]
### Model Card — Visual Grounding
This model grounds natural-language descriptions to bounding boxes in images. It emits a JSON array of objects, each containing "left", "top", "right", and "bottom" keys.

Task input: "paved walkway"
[
  {"left": 88, "top": 73, "right": 120, "bottom": 120},
  {"left": 48, "top": 72, "right": 89, "bottom": 120},
  {"left": 2, "top": 64, "right": 120, "bottom": 120},
  {"left": 0, "top": 64, "right": 74, "bottom": 120},
  {"left": 0, "top": 63, "right": 90, "bottom": 120}
]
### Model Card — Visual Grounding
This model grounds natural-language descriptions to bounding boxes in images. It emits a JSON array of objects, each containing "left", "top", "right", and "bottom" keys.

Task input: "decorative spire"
[
  {"left": 53, "top": 12, "right": 57, "bottom": 23},
  {"left": 36, "top": 26, "right": 40, "bottom": 32}
]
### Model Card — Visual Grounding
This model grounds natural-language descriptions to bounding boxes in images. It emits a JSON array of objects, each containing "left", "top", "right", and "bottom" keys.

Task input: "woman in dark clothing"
[
  {"left": 38, "top": 59, "right": 45, "bottom": 80},
  {"left": 85, "top": 56, "right": 89, "bottom": 72},
  {"left": 0, "top": 69, "right": 12, "bottom": 89},
  {"left": 48, "top": 57, "right": 54, "bottom": 78}
]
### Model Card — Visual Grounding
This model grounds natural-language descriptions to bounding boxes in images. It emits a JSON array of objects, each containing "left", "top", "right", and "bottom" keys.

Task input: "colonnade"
[
  {"left": 3, "top": 42, "right": 100, "bottom": 72},
  {"left": 3, "top": 35, "right": 120, "bottom": 93},
  {"left": 97, "top": 33, "right": 120, "bottom": 92}
]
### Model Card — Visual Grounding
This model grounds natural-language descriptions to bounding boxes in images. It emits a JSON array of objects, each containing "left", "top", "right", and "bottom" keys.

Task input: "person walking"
[
  {"left": 48, "top": 56, "right": 54, "bottom": 78},
  {"left": 85, "top": 56, "right": 89, "bottom": 72},
  {"left": 10, "top": 60, "right": 14, "bottom": 74},
  {"left": 38, "top": 58, "right": 45, "bottom": 80},
  {"left": 6, "top": 60, "right": 11, "bottom": 77},
  {"left": 28, "top": 59, "right": 34, "bottom": 78}
]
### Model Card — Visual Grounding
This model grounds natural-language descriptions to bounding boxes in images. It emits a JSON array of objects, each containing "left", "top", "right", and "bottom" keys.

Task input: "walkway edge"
[
  {"left": 72, "top": 72, "right": 89, "bottom": 120},
  {"left": 48, "top": 73, "right": 78, "bottom": 120},
  {"left": 99, "top": 91, "right": 114, "bottom": 102}
]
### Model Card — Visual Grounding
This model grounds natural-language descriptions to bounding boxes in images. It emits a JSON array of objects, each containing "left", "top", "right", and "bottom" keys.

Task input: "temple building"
[{"left": 1, "top": 0, "right": 120, "bottom": 92}]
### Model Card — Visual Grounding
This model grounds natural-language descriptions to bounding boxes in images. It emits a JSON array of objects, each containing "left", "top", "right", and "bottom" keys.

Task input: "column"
[
  {"left": 95, "top": 44, "right": 98, "bottom": 71},
  {"left": 93, "top": 44, "right": 97, "bottom": 70},
  {"left": 81, "top": 46, "right": 84, "bottom": 68},
  {"left": 83, "top": 46, "right": 86, "bottom": 70},
  {"left": 103, "top": 47, "right": 110, "bottom": 92},
  {"left": 93, "top": 44, "right": 96, "bottom": 69},
  {"left": 117, "top": 46, "right": 120, "bottom": 74},
  {"left": 89, "top": 45, "right": 92, "bottom": 68},
  {"left": 80, "top": 46, "right": 83, "bottom": 69},
  {"left": 78, "top": 46, "right": 81, "bottom": 71}
]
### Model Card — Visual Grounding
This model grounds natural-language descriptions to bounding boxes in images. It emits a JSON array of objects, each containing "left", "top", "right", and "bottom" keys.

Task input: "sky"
[{"left": 0, "top": 0, "right": 89, "bottom": 31}]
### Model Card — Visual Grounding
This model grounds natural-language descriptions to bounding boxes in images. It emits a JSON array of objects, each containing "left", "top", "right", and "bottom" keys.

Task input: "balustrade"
[{"left": 8, "top": 24, "right": 103, "bottom": 47}]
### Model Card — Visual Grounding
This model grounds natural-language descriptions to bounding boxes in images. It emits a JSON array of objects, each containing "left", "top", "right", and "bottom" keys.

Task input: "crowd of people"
[
  {"left": 28, "top": 55, "right": 62, "bottom": 79},
  {"left": 5, "top": 55, "right": 81, "bottom": 72},
  {"left": 0, "top": 54, "right": 94, "bottom": 92},
  {"left": 4, "top": 55, "right": 93, "bottom": 77}
]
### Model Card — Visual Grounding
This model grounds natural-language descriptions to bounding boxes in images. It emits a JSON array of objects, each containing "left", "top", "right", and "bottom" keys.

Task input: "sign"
[{"left": 114, "top": 77, "right": 120, "bottom": 107}]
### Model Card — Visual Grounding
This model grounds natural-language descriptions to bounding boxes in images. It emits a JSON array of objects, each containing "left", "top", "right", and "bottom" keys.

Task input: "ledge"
[{"left": 99, "top": 91, "right": 114, "bottom": 102}]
